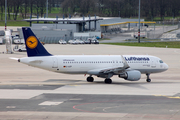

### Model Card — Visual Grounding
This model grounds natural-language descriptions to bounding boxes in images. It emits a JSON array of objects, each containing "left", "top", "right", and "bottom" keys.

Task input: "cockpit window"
[{"left": 159, "top": 60, "right": 163, "bottom": 63}]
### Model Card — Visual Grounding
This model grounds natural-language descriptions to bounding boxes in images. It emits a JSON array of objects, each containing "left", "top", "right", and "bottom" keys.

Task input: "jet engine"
[{"left": 119, "top": 70, "right": 141, "bottom": 81}]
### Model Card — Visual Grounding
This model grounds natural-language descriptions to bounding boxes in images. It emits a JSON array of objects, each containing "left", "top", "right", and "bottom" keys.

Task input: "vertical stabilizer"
[{"left": 22, "top": 27, "right": 52, "bottom": 57}]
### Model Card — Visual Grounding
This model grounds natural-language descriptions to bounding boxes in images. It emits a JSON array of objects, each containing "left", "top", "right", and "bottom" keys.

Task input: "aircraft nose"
[{"left": 164, "top": 63, "right": 169, "bottom": 70}]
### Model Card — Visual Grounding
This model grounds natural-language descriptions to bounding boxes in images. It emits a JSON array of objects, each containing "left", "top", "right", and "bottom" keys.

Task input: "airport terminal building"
[{"left": 16, "top": 16, "right": 147, "bottom": 43}]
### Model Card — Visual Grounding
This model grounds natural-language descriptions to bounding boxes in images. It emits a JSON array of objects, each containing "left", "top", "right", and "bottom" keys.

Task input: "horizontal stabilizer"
[{"left": 9, "top": 57, "right": 19, "bottom": 60}]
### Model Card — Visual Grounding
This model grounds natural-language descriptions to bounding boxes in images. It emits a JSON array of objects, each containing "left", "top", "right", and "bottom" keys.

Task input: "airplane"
[{"left": 11, "top": 27, "right": 168, "bottom": 84}]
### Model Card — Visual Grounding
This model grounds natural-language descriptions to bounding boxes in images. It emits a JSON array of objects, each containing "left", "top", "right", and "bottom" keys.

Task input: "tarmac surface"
[{"left": 0, "top": 44, "right": 180, "bottom": 120}]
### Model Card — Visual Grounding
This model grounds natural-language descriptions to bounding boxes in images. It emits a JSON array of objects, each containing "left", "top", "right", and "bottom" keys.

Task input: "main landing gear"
[
  {"left": 146, "top": 73, "right": 151, "bottom": 82},
  {"left": 86, "top": 76, "right": 112, "bottom": 84},
  {"left": 87, "top": 76, "right": 94, "bottom": 82},
  {"left": 104, "top": 78, "right": 112, "bottom": 84}
]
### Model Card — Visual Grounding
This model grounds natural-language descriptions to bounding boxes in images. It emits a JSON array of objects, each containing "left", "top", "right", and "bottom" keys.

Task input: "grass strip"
[
  {"left": 102, "top": 41, "right": 180, "bottom": 49},
  {"left": 0, "top": 20, "right": 30, "bottom": 26}
]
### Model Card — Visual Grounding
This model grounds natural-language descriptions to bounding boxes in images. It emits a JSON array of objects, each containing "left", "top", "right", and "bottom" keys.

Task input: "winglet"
[
  {"left": 22, "top": 27, "right": 52, "bottom": 57},
  {"left": 121, "top": 55, "right": 130, "bottom": 69}
]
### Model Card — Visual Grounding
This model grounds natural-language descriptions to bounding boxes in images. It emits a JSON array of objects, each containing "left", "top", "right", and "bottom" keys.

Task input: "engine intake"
[{"left": 119, "top": 70, "right": 141, "bottom": 81}]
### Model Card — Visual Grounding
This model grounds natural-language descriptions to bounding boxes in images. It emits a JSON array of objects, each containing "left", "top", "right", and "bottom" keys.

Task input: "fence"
[
  {"left": 147, "top": 25, "right": 179, "bottom": 39},
  {"left": 39, "top": 36, "right": 73, "bottom": 44},
  {"left": 39, "top": 36, "right": 94, "bottom": 44}
]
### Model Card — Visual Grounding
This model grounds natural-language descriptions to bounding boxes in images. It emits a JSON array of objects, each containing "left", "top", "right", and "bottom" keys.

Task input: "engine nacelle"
[{"left": 119, "top": 70, "right": 141, "bottom": 81}]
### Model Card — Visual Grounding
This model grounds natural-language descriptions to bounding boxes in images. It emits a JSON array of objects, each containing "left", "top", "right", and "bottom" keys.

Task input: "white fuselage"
[{"left": 19, "top": 55, "right": 168, "bottom": 75}]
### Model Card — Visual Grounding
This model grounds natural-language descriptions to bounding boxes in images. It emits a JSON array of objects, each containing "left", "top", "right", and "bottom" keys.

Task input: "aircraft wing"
[
  {"left": 99, "top": 66, "right": 126, "bottom": 74},
  {"left": 88, "top": 55, "right": 130, "bottom": 75}
]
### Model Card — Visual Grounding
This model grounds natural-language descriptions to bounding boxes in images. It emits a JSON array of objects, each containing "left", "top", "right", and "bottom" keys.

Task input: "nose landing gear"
[{"left": 146, "top": 73, "right": 151, "bottom": 82}]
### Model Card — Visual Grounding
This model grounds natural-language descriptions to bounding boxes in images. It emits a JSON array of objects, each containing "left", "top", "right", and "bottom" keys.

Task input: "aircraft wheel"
[
  {"left": 104, "top": 79, "right": 112, "bottom": 84},
  {"left": 146, "top": 73, "right": 151, "bottom": 83},
  {"left": 87, "top": 77, "right": 94, "bottom": 82},
  {"left": 146, "top": 79, "right": 151, "bottom": 82}
]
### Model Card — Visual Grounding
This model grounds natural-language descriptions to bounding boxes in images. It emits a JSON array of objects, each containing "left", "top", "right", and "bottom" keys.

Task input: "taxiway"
[{"left": 0, "top": 44, "right": 180, "bottom": 120}]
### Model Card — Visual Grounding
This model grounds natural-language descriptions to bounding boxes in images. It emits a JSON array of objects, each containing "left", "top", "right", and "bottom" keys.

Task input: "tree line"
[{"left": 0, "top": 0, "right": 180, "bottom": 21}]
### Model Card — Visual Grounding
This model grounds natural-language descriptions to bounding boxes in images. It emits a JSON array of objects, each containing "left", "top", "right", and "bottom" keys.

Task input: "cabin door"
[
  {"left": 151, "top": 58, "right": 156, "bottom": 68},
  {"left": 52, "top": 58, "right": 58, "bottom": 68}
]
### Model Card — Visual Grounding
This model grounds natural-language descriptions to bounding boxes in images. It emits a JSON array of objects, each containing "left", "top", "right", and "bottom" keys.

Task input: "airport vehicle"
[
  {"left": 92, "top": 39, "right": 99, "bottom": 44},
  {"left": 87, "top": 38, "right": 99, "bottom": 44},
  {"left": 59, "top": 40, "right": 67, "bottom": 44},
  {"left": 84, "top": 40, "right": 91, "bottom": 44},
  {"left": 40, "top": 41, "right": 45, "bottom": 45},
  {"left": 11, "top": 27, "right": 168, "bottom": 84},
  {"left": 0, "top": 30, "right": 5, "bottom": 36},
  {"left": 76, "top": 39, "right": 84, "bottom": 44},
  {"left": 68, "top": 39, "right": 77, "bottom": 44},
  {"left": 176, "top": 33, "right": 180, "bottom": 38},
  {"left": 13, "top": 45, "right": 26, "bottom": 52},
  {"left": 13, "top": 39, "right": 25, "bottom": 44},
  {"left": 0, "top": 37, "right": 4, "bottom": 44},
  {"left": 68, "top": 39, "right": 84, "bottom": 44},
  {"left": 134, "top": 32, "right": 146, "bottom": 39}
]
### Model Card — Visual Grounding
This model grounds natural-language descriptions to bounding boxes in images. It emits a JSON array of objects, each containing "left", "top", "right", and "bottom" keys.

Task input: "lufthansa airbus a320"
[{"left": 11, "top": 27, "right": 168, "bottom": 84}]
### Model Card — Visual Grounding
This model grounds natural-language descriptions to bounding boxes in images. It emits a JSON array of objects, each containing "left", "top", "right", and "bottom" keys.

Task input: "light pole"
[
  {"left": 46, "top": 0, "right": 48, "bottom": 18},
  {"left": 138, "top": 0, "right": 141, "bottom": 43},
  {"left": 5, "top": 0, "right": 7, "bottom": 30}
]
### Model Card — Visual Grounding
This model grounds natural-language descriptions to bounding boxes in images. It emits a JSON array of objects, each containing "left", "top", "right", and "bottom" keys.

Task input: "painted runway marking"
[
  {"left": 174, "top": 49, "right": 180, "bottom": 54},
  {"left": 168, "top": 96, "right": 180, "bottom": 99},
  {"left": 0, "top": 82, "right": 76, "bottom": 86},
  {"left": 6, "top": 106, "right": 16, "bottom": 109},
  {"left": 69, "top": 98, "right": 82, "bottom": 101},
  {"left": 154, "top": 95, "right": 180, "bottom": 99},
  {"left": 103, "top": 106, "right": 121, "bottom": 113},
  {"left": 39, "top": 101, "right": 63, "bottom": 106}
]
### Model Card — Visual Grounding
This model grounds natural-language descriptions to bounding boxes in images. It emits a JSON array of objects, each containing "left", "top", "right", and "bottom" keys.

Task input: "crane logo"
[{"left": 26, "top": 36, "right": 38, "bottom": 49}]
